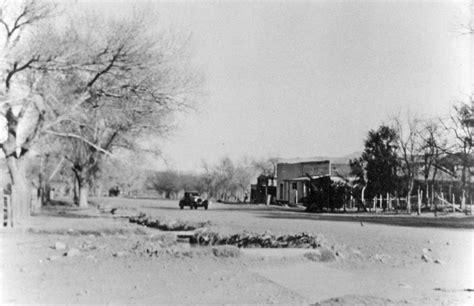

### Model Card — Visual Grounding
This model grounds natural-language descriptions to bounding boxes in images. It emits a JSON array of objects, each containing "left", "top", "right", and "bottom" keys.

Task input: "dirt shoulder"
[{"left": 1, "top": 199, "right": 473, "bottom": 305}]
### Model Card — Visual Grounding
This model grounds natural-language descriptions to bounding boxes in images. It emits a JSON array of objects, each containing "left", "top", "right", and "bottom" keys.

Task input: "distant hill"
[{"left": 278, "top": 151, "right": 362, "bottom": 164}]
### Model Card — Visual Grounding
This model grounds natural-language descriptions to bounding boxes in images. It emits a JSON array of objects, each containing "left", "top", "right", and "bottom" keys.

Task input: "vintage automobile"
[{"left": 179, "top": 191, "right": 209, "bottom": 210}]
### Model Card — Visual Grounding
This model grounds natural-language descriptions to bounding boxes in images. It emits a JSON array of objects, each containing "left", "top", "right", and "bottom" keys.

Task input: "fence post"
[
  {"left": 452, "top": 194, "right": 456, "bottom": 213},
  {"left": 361, "top": 186, "right": 366, "bottom": 207},
  {"left": 417, "top": 189, "right": 422, "bottom": 215}
]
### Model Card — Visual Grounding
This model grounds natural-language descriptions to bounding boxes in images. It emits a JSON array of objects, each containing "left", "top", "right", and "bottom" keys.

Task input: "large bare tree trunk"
[
  {"left": 407, "top": 188, "right": 412, "bottom": 214},
  {"left": 73, "top": 169, "right": 90, "bottom": 208},
  {"left": 78, "top": 183, "right": 89, "bottom": 208},
  {"left": 5, "top": 155, "right": 31, "bottom": 225}
]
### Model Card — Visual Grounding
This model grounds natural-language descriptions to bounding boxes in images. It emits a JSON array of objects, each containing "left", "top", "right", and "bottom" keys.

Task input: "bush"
[
  {"left": 190, "top": 231, "right": 326, "bottom": 249},
  {"left": 303, "top": 177, "right": 350, "bottom": 212}
]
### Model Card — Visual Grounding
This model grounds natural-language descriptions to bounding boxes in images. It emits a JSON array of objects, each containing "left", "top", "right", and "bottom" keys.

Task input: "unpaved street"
[{"left": 1, "top": 198, "right": 473, "bottom": 305}]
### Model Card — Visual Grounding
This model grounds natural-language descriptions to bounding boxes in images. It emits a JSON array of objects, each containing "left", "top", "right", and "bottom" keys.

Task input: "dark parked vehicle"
[{"left": 179, "top": 191, "right": 209, "bottom": 210}]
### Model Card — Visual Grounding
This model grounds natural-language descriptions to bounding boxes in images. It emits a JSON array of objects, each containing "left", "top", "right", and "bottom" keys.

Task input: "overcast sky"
[{"left": 87, "top": 1, "right": 471, "bottom": 172}]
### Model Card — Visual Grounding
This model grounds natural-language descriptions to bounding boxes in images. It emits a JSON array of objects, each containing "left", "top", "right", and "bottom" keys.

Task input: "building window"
[{"left": 292, "top": 182, "right": 297, "bottom": 190}]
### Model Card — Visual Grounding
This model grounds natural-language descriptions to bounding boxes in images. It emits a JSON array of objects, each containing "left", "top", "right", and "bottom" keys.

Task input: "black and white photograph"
[{"left": 0, "top": 0, "right": 473, "bottom": 304}]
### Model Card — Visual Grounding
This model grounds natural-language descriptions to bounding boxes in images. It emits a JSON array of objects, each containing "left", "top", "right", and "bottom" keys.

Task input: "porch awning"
[{"left": 284, "top": 175, "right": 347, "bottom": 183}]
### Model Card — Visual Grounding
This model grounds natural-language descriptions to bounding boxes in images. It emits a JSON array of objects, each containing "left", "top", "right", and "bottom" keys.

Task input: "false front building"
[{"left": 276, "top": 159, "right": 350, "bottom": 204}]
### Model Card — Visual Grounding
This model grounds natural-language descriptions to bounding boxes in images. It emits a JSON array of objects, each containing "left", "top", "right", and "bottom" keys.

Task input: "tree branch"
[
  {"left": 87, "top": 44, "right": 124, "bottom": 87},
  {"left": 5, "top": 56, "right": 40, "bottom": 89},
  {"left": 44, "top": 130, "right": 116, "bottom": 158}
]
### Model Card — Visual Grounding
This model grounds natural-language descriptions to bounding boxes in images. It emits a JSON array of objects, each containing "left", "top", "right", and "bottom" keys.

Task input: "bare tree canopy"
[{"left": 0, "top": 0, "right": 202, "bottom": 218}]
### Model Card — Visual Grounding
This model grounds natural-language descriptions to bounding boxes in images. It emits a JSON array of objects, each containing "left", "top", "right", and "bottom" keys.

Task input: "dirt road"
[{"left": 1, "top": 198, "right": 473, "bottom": 304}]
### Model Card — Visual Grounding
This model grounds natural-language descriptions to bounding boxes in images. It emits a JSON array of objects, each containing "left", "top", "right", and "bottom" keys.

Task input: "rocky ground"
[{"left": 1, "top": 198, "right": 473, "bottom": 305}]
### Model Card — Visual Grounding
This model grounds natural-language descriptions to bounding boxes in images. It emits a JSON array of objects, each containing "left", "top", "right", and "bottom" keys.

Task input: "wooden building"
[{"left": 276, "top": 159, "right": 350, "bottom": 204}]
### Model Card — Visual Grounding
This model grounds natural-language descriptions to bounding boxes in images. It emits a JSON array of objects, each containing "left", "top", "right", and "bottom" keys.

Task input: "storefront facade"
[{"left": 276, "top": 160, "right": 331, "bottom": 204}]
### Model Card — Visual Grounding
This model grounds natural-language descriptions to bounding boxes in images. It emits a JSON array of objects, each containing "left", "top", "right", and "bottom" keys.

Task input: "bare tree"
[
  {"left": 0, "top": 1, "right": 201, "bottom": 218},
  {"left": 147, "top": 170, "right": 181, "bottom": 199},
  {"left": 419, "top": 119, "right": 446, "bottom": 207},
  {"left": 393, "top": 115, "right": 422, "bottom": 214},
  {"left": 0, "top": 0, "right": 56, "bottom": 223},
  {"left": 200, "top": 157, "right": 254, "bottom": 201},
  {"left": 443, "top": 101, "right": 473, "bottom": 209},
  {"left": 252, "top": 157, "right": 279, "bottom": 177},
  {"left": 36, "top": 9, "right": 200, "bottom": 207}
]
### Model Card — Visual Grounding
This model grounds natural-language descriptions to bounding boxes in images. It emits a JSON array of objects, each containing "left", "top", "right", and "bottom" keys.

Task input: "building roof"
[{"left": 284, "top": 175, "right": 347, "bottom": 184}]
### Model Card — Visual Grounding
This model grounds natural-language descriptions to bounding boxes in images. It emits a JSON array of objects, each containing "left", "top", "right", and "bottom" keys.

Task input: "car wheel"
[
  {"left": 204, "top": 205, "right": 208, "bottom": 210},
  {"left": 180, "top": 205, "right": 183, "bottom": 210}
]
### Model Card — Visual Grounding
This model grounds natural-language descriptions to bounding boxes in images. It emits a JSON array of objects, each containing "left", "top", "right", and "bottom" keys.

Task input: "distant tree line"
[{"left": 145, "top": 157, "right": 264, "bottom": 202}]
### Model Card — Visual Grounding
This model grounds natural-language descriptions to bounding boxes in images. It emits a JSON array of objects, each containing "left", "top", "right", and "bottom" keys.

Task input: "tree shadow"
[{"left": 37, "top": 201, "right": 102, "bottom": 219}]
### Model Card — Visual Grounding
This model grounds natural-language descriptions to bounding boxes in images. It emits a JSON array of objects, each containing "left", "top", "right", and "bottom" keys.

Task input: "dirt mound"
[
  {"left": 190, "top": 231, "right": 327, "bottom": 248},
  {"left": 313, "top": 294, "right": 410, "bottom": 305},
  {"left": 129, "top": 213, "right": 210, "bottom": 231}
]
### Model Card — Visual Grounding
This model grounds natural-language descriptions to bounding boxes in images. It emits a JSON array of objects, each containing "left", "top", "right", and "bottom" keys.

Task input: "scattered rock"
[
  {"left": 434, "top": 259, "right": 445, "bottom": 265},
  {"left": 53, "top": 242, "right": 67, "bottom": 250},
  {"left": 421, "top": 253, "right": 433, "bottom": 262},
  {"left": 113, "top": 251, "right": 128, "bottom": 257},
  {"left": 398, "top": 283, "right": 412, "bottom": 289},
  {"left": 428, "top": 240, "right": 433, "bottom": 244},
  {"left": 65, "top": 248, "right": 81, "bottom": 257},
  {"left": 374, "top": 253, "right": 390, "bottom": 263},
  {"left": 446, "top": 242, "right": 450, "bottom": 245},
  {"left": 47, "top": 255, "right": 60, "bottom": 261}
]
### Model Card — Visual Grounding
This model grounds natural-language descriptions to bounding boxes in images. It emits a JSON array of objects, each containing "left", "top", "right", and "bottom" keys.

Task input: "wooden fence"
[
  {"left": 363, "top": 191, "right": 472, "bottom": 215},
  {"left": 1, "top": 187, "right": 40, "bottom": 228},
  {"left": 2, "top": 191, "right": 12, "bottom": 227}
]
